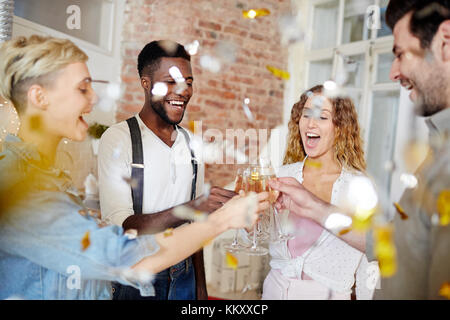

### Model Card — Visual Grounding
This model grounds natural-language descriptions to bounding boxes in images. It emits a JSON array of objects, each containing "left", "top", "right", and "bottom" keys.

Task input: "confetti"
[
  {"left": 338, "top": 227, "right": 352, "bottom": 236},
  {"left": 81, "top": 231, "right": 91, "bottom": 251},
  {"left": 324, "top": 213, "right": 353, "bottom": 232},
  {"left": 374, "top": 225, "right": 397, "bottom": 278},
  {"left": 384, "top": 160, "right": 396, "bottom": 172},
  {"left": 438, "top": 282, "right": 450, "bottom": 299},
  {"left": 188, "top": 120, "right": 196, "bottom": 133},
  {"left": 124, "top": 229, "right": 138, "bottom": 240},
  {"left": 151, "top": 82, "right": 168, "bottom": 97},
  {"left": 83, "top": 173, "right": 98, "bottom": 196},
  {"left": 29, "top": 115, "right": 43, "bottom": 131},
  {"left": 393, "top": 202, "right": 408, "bottom": 220},
  {"left": 436, "top": 190, "right": 450, "bottom": 226},
  {"left": 215, "top": 41, "right": 238, "bottom": 64},
  {"left": 169, "top": 66, "right": 185, "bottom": 83},
  {"left": 163, "top": 228, "right": 174, "bottom": 237},
  {"left": 278, "top": 11, "right": 305, "bottom": 45},
  {"left": 266, "top": 65, "right": 290, "bottom": 80},
  {"left": 304, "top": 158, "right": 322, "bottom": 169},
  {"left": 122, "top": 176, "right": 138, "bottom": 189},
  {"left": 184, "top": 40, "right": 200, "bottom": 56},
  {"left": 241, "top": 98, "right": 254, "bottom": 121},
  {"left": 242, "top": 8, "right": 270, "bottom": 19},
  {"left": 400, "top": 173, "right": 418, "bottom": 189},
  {"left": 225, "top": 252, "right": 238, "bottom": 270},
  {"left": 106, "top": 82, "right": 122, "bottom": 100},
  {"left": 173, "top": 205, "right": 208, "bottom": 222},
  {"left": 158, "top": 40, "right": 178, "bottom": 55},
  {"left": 352, "top": 208, "right": 376, "bottom": 231},
  {"left": 200, "top": 55, "right": 221, "bottom": 73}
]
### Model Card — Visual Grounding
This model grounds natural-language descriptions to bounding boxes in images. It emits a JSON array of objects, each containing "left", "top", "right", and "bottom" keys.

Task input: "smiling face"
[
  {"left": 42, "top": 62, "right": 97, "bottom": 141},
  {"left": 390, "top": 12, "right": 447, "bottom": 116},
  {"left": 145, "top": 57, "right": 193, "bottom": 125},
  {"left": 299, "top": 94, "right": 335, "bottom": 160}
]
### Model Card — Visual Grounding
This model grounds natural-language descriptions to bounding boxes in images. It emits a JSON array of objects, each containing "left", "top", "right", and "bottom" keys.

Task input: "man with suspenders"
[{"left": 97, "top": 40, "right": 235, "bottom": 300}]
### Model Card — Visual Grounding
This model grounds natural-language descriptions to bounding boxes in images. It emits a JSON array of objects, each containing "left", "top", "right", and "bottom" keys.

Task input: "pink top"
[{"left": 287, "top": 215, "right": 323, "bottom": 257}]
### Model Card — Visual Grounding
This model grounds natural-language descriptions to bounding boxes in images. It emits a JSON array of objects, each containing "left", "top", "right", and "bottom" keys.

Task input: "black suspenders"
[{"left": 126, "top": 117, "right": 197, "bottom": 214}]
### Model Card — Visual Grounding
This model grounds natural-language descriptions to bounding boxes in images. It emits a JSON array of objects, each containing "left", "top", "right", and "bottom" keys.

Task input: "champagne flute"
[
  {"left": 242, "top": 166, "right": 269, "bottom": 256},
  {"left": 223, "top": 168, "right": 247, "bottom": 252},
  {"left": 259, "top": 158, "right": 294, "bottom": 243}
]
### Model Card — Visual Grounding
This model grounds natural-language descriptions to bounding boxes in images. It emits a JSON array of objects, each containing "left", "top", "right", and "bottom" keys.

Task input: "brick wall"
[{"left": 118, "top": 0, "right": 291, "bottom": 187}]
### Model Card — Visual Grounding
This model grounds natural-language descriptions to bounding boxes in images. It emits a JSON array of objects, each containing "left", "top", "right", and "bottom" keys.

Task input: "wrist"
[
  {"left": 206, "top": 207, "right": 229, "bottom": 235},
  {"left": 311, "top": 197, "right": 334, "bottom": 226}
]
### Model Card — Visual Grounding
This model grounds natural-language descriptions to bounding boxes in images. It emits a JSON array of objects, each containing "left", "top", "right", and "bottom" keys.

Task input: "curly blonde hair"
[
  {"left": 283, "top": 85, "right": 366, "bottom": 172},
  {"left": 0, "top": 35, "right": 88, "bottom": 113}
]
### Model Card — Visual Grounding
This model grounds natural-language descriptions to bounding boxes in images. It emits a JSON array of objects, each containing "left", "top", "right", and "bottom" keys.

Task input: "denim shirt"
[{"left": 0, "top": 135, "right": 159, "bottom": 300}]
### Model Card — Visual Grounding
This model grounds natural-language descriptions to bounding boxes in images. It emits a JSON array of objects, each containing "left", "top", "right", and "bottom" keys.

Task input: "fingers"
[
  {"left": 210, "top": 186, "right": 237, "bottom": 198},
  {"left": 269, "top": 179, "right": 307, "bottom": 200},
  {"left": 275, "top": 177, "right": 302, "bottom": 187},
  {"left": 206, "top": 186, "right": 237, "bottom": 210}
]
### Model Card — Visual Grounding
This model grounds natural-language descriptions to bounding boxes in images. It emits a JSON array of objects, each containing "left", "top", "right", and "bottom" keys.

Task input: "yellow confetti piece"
[
  {"left": 304, "top": 158, "right": 322, "bottom": 169},
  {"left": 81, "top": 231, "right": 91, "bottom": 251},
  {"left": 393, "top": 202, "right": 408, "bottom": 220},
  {"left": 438, "top": 282, "right": 450, "bottom": 299},
  {"left": 242, "top": 8, "right": 270, "bottom": 19},
  {"left": 351, "top": 206, "right": 377, "bottom": 231},
  {"left": 437, "top": 190, "right": 450, "bottom": 226},
  {"left": 188, "top": 120, "right": 196, "bottom": 133},
  {"left": 225, "top": 252, "right": 238, "bottom": 270},
  {"left": 338, "top": 227, "right": 352, "bottom": 236},
  {"left": 374, "top": 225, "right": 397, "bottom": 278},
  {"left": 29, "top": 115, "right": 43, "bottom": 132},
  {"left": 266, "top": 65, "right": 290, "bottom": 80},
  {"left": 163, "top": 228, "right": 174, "bottom": 237}
]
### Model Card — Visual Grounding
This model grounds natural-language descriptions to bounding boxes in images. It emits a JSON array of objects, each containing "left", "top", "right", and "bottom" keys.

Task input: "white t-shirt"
[{"left": 97, "top": 114, "right": 204, "bottom": 226}]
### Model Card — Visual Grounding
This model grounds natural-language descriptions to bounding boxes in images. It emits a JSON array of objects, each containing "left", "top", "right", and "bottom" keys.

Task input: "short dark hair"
[
  {"left": 137, "top": 40, "right": 191, "bottom": 77},
  {"left": 386, "top": 0, "right": 450, "bottom": 49}
]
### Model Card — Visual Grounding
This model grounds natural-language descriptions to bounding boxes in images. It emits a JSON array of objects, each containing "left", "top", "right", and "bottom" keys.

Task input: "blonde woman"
[
  {"left": 0, "top": 35, "right": 268, "bottom": 299},
  {"left": 262, "top": 85, "right": 378, "bottom": 300}
]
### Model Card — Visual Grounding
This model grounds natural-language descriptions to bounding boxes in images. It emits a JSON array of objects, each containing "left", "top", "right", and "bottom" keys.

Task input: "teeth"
[
  {"left": 168, "top": 100, "right": 184, "bottom": 106},
  {"left": 307, "top": 133, "right": 319, "bottom": 138}
]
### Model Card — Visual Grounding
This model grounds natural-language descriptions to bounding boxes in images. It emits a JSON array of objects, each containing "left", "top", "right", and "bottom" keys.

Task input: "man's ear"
[
  {"left": 140, "top": 76, "right": 151, "bottom": 91},
  {"left": 27, "top": 84, "right": 49, "bottom": 110},
  {"left": 438, "top": 20, "right": 450, "bottom": 62}
]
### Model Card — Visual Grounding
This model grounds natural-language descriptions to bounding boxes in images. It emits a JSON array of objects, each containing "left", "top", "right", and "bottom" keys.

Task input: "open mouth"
[
  {"left": 305, "top": 132, "right": 320, "bottom": 148},
  {"left": 78, "top": 113, "right": 89, "bottom": 129},
  {"left": 166, "top": 100, "right": 185, "bottom": 111},
  {"left": 400, "top": 79, "right": 414, "bottom": 91}
]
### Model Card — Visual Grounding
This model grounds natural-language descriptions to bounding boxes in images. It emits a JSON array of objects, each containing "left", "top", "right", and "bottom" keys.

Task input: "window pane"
[
  {"left": 14, "top": 0, "right": 113, "bottom": 48},
  {"left": 375, "top": 52, "right": 395, "bottom": 83},
  {"left": 366, "top": 91, "right": 399, "bottom": 194},
  {"left": 308, "top": 59, "right": 333, "bottom": 88},
  {"left": 342, "top": 0, "right": 373, "bottom": 44},
  {"left": 377, "top": 0, "right": 393, "bottom": 38},
  {"left": 341, "top": 53, "right": 365, "bottom": 88},
  {"left": 345, "top": 89, "right": 363, "bottom": 122},
  {"left": 311, "top": 1, "right": 339, "bottom": 50}
]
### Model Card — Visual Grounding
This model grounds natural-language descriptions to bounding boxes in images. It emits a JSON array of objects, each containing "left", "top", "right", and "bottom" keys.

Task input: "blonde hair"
[
  {"left": 283, "top": 85, "right": 366, "bottom": 172},
  {"left": 0, "top": 35, "right": 88, "bottom": 113}
]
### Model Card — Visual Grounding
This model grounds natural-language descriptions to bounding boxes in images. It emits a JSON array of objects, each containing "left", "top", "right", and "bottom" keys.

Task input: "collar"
[
  {"left": 425, "top": 107, "right": 450, "bottom": 138},
  {"left": 425, "top": 108, "right": 450, "bottom": 150},
  {"left": 3, "top": 134, "right": 75, "bottom": 193}
]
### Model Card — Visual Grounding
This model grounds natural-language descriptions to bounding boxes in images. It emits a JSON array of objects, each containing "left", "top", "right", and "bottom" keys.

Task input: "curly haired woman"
[{"left": 262, "top": 85, "right": 379, "bottom": 300}]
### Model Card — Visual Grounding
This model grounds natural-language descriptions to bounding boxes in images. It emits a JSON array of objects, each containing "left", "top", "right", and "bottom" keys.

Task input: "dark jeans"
[{"left": 112, "top": 257, "right": 196, "bottom": 300}]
